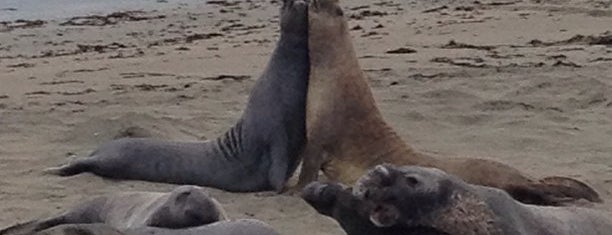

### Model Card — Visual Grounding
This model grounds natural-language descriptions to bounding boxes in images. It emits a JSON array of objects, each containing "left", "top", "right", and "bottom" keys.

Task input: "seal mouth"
[{"left": 368, "top": 203, "right": 400, "bottom": 227}]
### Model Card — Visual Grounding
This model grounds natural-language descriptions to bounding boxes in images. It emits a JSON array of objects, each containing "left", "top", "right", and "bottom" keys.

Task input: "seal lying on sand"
[
  {"left": 294, "top": 0, "right": 600, "bottom": 206},
  {"left": 34, "top": 219, "right": 280, "bottom": 235},
  {"left": 0, "top": 186, "right": 227, "bottom": 235},
  {"left": 301, "top": 182, "right": 448, "bottom": 235},
  {"left": 353, "top": 164, "right": 612, "bottom": 235},
  {"left": 44, "top": 0, "right": 310, "bottom": 192},
  {"left": 34, "top": 224, "right": 123, "bottom": 235}
]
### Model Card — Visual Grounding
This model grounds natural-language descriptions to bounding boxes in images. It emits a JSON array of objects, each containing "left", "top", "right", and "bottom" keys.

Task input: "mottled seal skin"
[
  {"left": 0, "top": 186, "right": 227, "bottom": 235},
  {"left": 354, "top": 164, "right": 612, "bottom": 235},
  {"left": 44, "top": 0, "right": 310, "bottom": 192},
  {"left": 295, "top": 0, "right": 600, "bottom": 206},
  {"left": 34, "top": 220, "right": 281, "bottom": 235},
  {"left": 301, "top": 182, "right": 448, "bottom": 235}
]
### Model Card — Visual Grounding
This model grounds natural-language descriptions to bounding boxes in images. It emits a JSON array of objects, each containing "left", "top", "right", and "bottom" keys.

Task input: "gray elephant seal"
[
  {"left": 354, "top": 164, "right": 612, "bottom": 235},
  {"left": 44, "top": 0, "right": 310, "bottom": 192},
  {"left": 294, "top": 0, "right": 600, "bottom": 206},
  {"left": 301, "top": 182, "right": 448, "bottom": 235},
  {"left": 34, "top": 219, "right": 280, "bottom": 235},
  {"left": 34, "top": 224, "right": 123, "bottom": 235},
  {"left": 0, "top": 186, "right": 227, "bottom": 235}
]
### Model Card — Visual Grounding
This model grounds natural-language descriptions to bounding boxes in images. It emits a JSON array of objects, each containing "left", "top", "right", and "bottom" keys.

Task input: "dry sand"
[{"left": 1, "top": 0, "right": 611, "bottom": 234}]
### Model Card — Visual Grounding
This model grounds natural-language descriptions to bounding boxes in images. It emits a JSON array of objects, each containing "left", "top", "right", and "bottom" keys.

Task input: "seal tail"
[
  {"left": 505, "top": 176, "right": 602, "bottom": 206},
  {"left": 42, "top": 158, "right": 95, "bottom": 177},
  {"left": 0, "top": 220, "right": 38, "bottom": 235},
  {"left": 0, "top": 216, "right": 64, "bottom": 235}
]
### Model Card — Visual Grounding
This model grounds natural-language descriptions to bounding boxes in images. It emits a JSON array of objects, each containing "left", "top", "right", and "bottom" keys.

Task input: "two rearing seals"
[
  {"left": 45, "top": 0, "right": 311, "bottom": 192},
  {"left": 295, "top": 0, "right": 600, "bottom": 206},
  {"left": 0, "top": 186, "right": 227, "bottom": 235}
]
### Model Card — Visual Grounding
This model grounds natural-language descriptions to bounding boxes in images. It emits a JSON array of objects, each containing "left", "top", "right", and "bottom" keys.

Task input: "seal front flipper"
[{"left": 290, "top": 144, "right": 326, "bottom": 194}]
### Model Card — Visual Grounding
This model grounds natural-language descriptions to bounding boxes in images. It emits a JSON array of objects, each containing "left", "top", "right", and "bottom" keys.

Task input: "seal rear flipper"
[
  {"left": 42, "top": 158, "right": 95, "bottom": 177},
  {"left": 0, "top": 220, "right": 39, "bottom": 235},
  {"left": 538, "top": 176, "right": 602, "bottom": 203},
  {"left": 504, "top": 177, "right": 602, "bottom": 206}
]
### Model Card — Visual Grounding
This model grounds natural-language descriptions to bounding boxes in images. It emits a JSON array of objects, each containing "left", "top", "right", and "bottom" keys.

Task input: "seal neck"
[{"left": 421, "top": 191, "right": 504, "bottom": 235}]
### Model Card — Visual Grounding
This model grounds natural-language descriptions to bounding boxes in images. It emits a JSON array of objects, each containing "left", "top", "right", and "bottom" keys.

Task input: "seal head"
[{"left": 148, "top": 186, "right": 227, "bottom": 228}]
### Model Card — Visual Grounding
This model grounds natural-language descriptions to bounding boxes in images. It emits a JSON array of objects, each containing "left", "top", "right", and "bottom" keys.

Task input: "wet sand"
[{"left": 1, "top": 0, "right": 611, "bottom": 234}]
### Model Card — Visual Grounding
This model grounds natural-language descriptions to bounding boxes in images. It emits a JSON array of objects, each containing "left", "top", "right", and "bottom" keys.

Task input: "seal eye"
[{"left": 405, "top": 176, "right": 420, "bottom": 187}]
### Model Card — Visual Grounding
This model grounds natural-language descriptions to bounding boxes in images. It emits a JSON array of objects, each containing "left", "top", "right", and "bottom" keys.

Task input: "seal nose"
[
  {"left": 293, "top": 0, "right": 308, "bottom": 11},
  {"left": 374, "top": 165, "right": 390, "bottom": 178},
  {"left": 302, "top": 182, "right": 326, "bottom": 199}
]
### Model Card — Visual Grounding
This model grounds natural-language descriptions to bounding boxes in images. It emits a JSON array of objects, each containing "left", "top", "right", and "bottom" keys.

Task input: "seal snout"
[
  {"left": 354, "top": 164, "right": 394, "bottom": 199},
  {"left": 301, "top": 182, "right": 345, "bottom": 216},
  {"left": 302, "top": 182, "right": 342, "bottom": 203},
  {"left": 292, "top": 0, "right": 309, "bottom": 13}
]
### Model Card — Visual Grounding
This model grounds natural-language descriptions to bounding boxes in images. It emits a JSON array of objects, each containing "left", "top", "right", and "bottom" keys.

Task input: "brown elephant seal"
[
  {"left": 353, "top": 164, "right": 612, "bottom": 235},
  {"left": 34, "top": 219, "right": 280, "bottom": 235},
  {"left": 0, "top": 186, "right": 227, "bottom": 235},
  {"left": 302, "top": 182, "right": 448, "bottom": 235},
  {"left": 294, "top": 0, "right": 600, "bottom": 206},
  {"left": 43, "top": 0, "right": 310, "bottom": 193}
]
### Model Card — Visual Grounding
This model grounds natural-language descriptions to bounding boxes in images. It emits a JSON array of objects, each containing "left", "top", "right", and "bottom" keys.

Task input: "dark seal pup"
[
  {"left": 34, "top": 219, "right": 281, "bottom": 235},
  {"left": 0, "top": 186, "right": 227, "bottom": 235},
  {"left": 353, "top": 164, "right": 612, "bottom": 235},
  {"left": 301, "top": 182, "right": 448, "bottom": 235},
  {"left": 293, "top": 0, "right": 600, "bottom": 206},
  {"left": 44, "top": 0, "right": 310, "bottom": 193}
]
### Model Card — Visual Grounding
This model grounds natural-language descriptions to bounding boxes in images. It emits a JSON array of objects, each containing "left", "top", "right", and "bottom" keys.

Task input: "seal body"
[
  {"left": 297, "top": 0, "right": 600, "bottom": 206},
  {"left": 44, "top": 0, "right": 310, "bottom": 192},
  {"left": 34, "top": 224, "right": 123, "bottom": 235},
  {"left": 0, "top": 186, "right": 227, "bottom": 235},
  {"left": 34, "top": 219, "right": 281, "bottom": 235},
  {"left": 354, "top": 164, "right": 612, "bottom": 235}
]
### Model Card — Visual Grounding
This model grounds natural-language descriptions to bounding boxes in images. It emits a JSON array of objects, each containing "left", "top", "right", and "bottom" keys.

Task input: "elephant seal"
[
  {"left": 34, "top": 224, "right": 123, "bottom": 235},
  {"left": 34, "top": 219, "right": 280, "bottom": 235},
  {"left": 44, "top": 0, "right": 310, "bottom": 192},
  {"left": 301, "top": 182, "right": 448, "bottom": 235},
  {"left": 353, "top": 164, "right": 612, "bottom": 235},
  {"left": 0, "top": 186, "right": 227, "bottom": 235},
  {"left": 294, "top": 0, "right": 600, "bottom": 206}
]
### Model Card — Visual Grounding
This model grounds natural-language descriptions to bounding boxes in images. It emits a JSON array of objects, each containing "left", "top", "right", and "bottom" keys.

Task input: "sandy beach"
[{"left": 1, "top": 0, "right": 611, "bottom": 234}]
